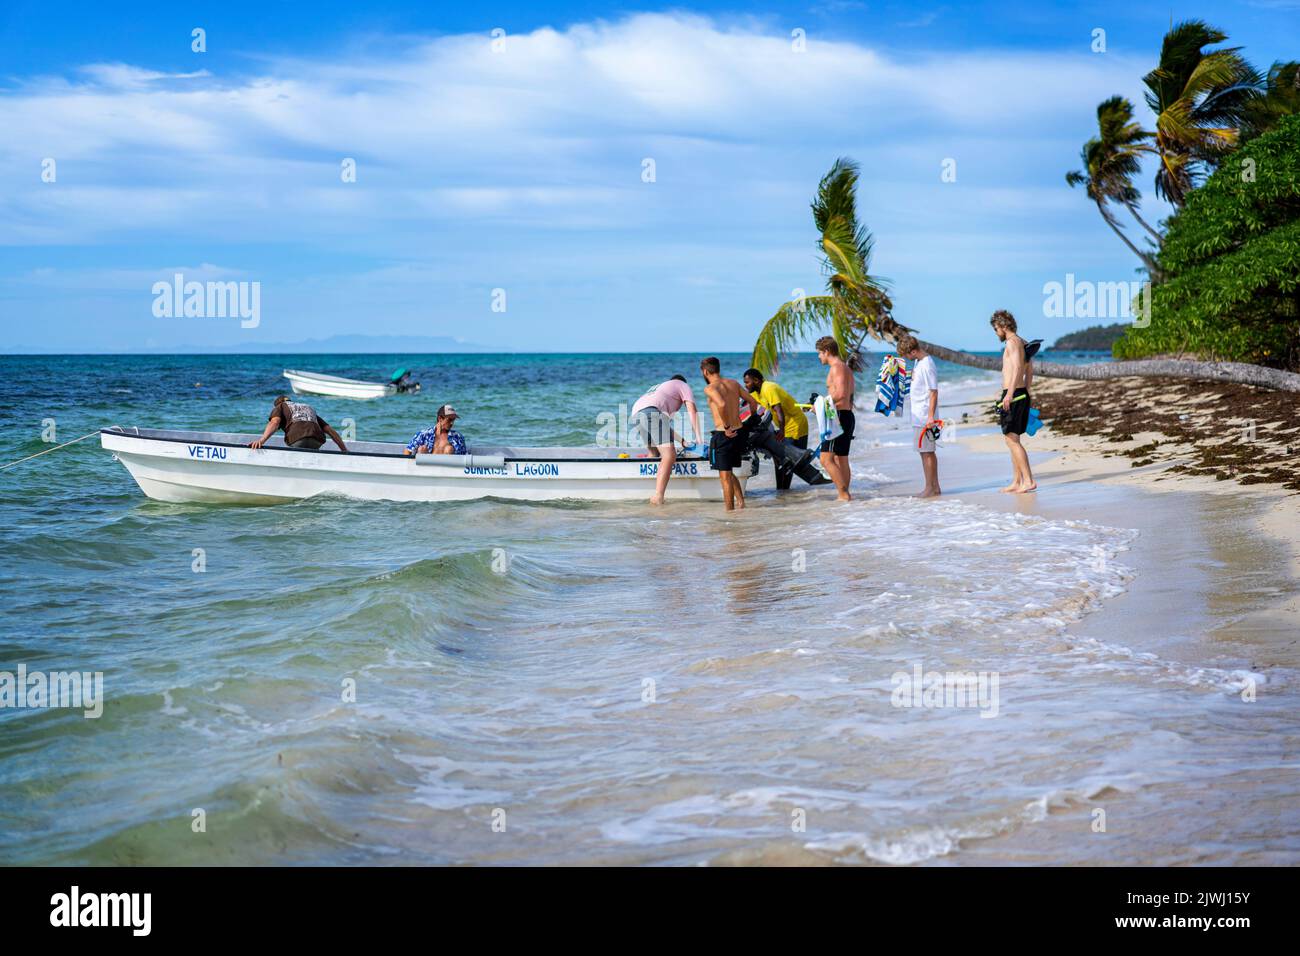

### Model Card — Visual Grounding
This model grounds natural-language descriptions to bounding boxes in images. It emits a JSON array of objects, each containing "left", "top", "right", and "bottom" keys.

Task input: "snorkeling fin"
[
  {"left": 1023, "top": 339, "right": 1042, "bottom": 362},
  {"left": 1026, "top": 408, "right": 1043, "bottom": 436}
]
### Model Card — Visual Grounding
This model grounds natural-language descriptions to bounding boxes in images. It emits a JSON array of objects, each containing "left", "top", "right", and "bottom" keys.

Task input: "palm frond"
[
  {"left": 752, "top": 156, "right": 896, "bottom": 372},
  {"left": 750, "top": 295, "right": 839, "bottom": 376},
  {"left": 1143, "top": 20, "right": 1263, "bottom": 205},
  {"left": 821, "top": 228, "right": 866, "bottom": 286},
  {"left": 1241, "top": 61, "right": 1300, "bottom": 140},
  {"left": 812, "top": 158, "right": 859, "bottom": 236}
]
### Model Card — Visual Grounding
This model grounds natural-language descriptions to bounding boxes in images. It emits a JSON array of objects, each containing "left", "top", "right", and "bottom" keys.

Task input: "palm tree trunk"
[
  {"left": 913, "top": 339, "right": 1300, "bottom": 393},
  {"left": 1097, "top": 200, "right": 1159, "bottom": 272},
  {"left": 1125, "top": 204, "right": 1164, "bottom": 245}
]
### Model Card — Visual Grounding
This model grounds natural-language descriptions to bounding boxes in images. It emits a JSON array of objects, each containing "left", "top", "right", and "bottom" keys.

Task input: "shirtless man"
[
  {"left": 700, "top": 356, "right": 759, "bottom": 511},
  {"left": 990, "top": 310, "right": 1036, "bottom": 493},
  {"left": 815, "top": 336, "right": 855, "bottom": 501}
]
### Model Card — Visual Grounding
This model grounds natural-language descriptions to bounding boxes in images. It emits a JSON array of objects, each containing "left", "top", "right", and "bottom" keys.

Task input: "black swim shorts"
[
  {"left": 709, "top": 429, "right": 744, "bottom": 472},
  {"left": 998, "top": 388, "right": 1031, "bottom": 435},
  {"left": 819, "top": 409, "right": 855, "bottom": 457}
]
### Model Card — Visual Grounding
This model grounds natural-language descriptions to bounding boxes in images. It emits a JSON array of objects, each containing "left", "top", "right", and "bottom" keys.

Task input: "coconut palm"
[
  {"left": 1142, "top": 20, "right": 1260, "bottom": 205},
  {"left": 1241, "top": 61, "right": 1300, "bottom": 141},
  {"left": 751, "top": 155, "right": 1300, "bottom": 392},
  {"left": 1065, "top": 96, "right": 1162, "bottom": 270},
  {"left": 750, "top": 158, "right": 897, "bottom": 375}
]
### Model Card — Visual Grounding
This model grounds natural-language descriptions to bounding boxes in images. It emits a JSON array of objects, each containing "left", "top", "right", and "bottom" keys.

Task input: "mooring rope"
[{"left": 0, "top": 430, "right": 102, "bottom": 471}]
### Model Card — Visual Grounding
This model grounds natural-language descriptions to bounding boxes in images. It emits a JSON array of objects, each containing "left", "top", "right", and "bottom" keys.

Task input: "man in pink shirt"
[{"left": 630, "top": 374, "right": 703, "bottom": 505}]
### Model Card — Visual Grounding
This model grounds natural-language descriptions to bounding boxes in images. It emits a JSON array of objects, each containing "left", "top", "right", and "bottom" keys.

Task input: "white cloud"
[
  {"left": 0, "top": 13, "right": 1148, "bottom": 206},
  {"left": 77, "top": 64, "right": 212, "bottom": 89},
  {"left": 0, "top": 12, "right": 1162, "bottom": 348}
]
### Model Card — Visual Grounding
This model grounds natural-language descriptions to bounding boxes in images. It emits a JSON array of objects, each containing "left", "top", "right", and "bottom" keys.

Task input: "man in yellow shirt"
[{"left": 744, "top": 368, "right": 812, "bottom": 490}]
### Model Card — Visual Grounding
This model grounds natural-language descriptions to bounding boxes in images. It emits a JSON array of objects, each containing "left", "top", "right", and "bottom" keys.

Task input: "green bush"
[{"left": 1114, "top": 114, "right": 1300, "bottom": 369}]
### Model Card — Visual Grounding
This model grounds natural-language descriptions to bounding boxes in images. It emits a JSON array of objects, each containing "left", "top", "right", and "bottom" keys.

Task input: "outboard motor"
[
  {"left": 741, "top": 405, "right": 829, "bottom": 485},
  {"left": 390, "top": 368, "right": 421, "bottom": 394}
]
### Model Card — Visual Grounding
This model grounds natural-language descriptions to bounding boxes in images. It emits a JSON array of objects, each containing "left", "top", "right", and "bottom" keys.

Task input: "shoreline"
[
  {"left": 852, "top": 381, "right": 1300, "bottom": 863},
  {"left": 956, "top": 376, "right": 1300, "bottom": 657}
]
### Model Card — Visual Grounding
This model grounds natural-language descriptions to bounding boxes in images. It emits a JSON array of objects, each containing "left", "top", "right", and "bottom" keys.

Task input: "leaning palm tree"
[
  {"left": 1142, "top": 20, "right": 1260, "bottom": 206},
  {"left": 750, "top": 158, "right": 898, "bottom": 375},
  {"left": 1066, "top": 96, "right": 1161, "bottom": 271},
  {"left": 750, "top": 156, "right": 1300, "bottom": 392}
]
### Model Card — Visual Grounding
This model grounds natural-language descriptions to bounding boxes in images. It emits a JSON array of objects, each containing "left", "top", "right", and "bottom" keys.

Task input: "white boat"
[
  {"left": 282, "top": 369, "right": 411, "bottom": 400},
  {"left": 100, "top": 427, "right": 747, "bottom": 504}
]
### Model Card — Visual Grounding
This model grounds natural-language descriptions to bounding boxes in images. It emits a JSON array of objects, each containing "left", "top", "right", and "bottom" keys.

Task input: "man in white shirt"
[{"left": 897, "top": 334, "right": 941, "bottom": 498}]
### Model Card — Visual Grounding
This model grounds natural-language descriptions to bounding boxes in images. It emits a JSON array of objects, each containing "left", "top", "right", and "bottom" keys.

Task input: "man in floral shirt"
[{"left": 405, "top": 404, "right": 467, "bottom": 456}]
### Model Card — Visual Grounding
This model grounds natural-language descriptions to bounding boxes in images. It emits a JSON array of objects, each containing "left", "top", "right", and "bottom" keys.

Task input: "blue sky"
[{"left": 1, "top": 1, "right": 1296, "bottom": 352}]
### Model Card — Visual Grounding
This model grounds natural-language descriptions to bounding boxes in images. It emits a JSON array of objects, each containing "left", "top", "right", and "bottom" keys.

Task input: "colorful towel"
[
  {"left": 813, "top": 395, "right": 842, "bottom": 445},
  {"left": 874, "top": 355, "right": 911, "bottom": 416}
]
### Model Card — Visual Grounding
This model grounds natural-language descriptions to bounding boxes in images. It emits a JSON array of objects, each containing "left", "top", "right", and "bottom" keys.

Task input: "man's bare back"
[
  {"left": 699, "top": 360, "right": 757, "bottom": 511},
  {"left": 706, "top": 376, "right": 747, "bottom": 433}
]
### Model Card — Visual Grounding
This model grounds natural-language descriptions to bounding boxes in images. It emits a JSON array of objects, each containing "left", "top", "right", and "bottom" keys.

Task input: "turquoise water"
[{"left": 3, "top": 351, "right": 1293, "bottom": 866}]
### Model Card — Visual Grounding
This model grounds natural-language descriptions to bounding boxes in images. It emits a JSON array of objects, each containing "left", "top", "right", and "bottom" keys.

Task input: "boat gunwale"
[{"left": 99, "top": 428, "right": 719, "bottom": 465}]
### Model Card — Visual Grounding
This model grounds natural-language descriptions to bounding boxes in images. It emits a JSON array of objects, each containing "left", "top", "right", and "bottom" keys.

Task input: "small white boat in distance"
[
  {"left": 101, "top": 428, "right": 744, "bottom": 504},
  {"left": 283, "top": 368, "right": 419, "bottom": 400}
]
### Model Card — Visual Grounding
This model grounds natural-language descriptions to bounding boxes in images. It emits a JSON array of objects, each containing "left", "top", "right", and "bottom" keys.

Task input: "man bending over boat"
[
  {"left": 404, "top": 404, "right": 466, "bottom": 456},
  {"left": 990, "top": 310, "right": 1036, "bottom": 494},
  {"left": 630, "top": 375, "right": 703, "bottom": 506},
  {"left": 250, "top": 396, "right": 348, "bottom": 452},
  {"left": 701, "top": 357, "right": 759, "bottom": 511}
]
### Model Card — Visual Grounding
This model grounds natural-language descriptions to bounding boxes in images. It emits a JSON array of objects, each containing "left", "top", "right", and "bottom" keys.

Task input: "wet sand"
[{"left": 870, "top": 388, "right": 1300, "bottom": 864}]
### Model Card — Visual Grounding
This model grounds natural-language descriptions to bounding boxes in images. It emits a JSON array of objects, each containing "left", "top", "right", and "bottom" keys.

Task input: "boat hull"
[
  {"left": 101, "top": 429, "right": 745, "bottom": 504},
  {"left": 283, "top": 369, "right": 397, "bottom": 400}
]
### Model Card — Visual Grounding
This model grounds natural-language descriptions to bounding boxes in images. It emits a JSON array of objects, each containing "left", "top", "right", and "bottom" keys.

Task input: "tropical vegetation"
[
  {"left": 1141, "top": 20, "right": 1261, "bottom": 207},
  {"left": 750, "top": 19, "right": 1300, "bottom": 382},
  {"left": 1113, "top": 114, "right": 1300, "bottom": 369}
]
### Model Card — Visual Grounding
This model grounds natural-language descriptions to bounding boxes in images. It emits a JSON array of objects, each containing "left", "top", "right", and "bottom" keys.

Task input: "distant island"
[
  {"left": 5, "top": 334, "right": 504, "bottom": 356},
  {"left": 1049, "top": 323, "right": 1128, "bottom": 351},
  {"left": 217, "top": 334, "right": 503, "bottom": 354}
]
